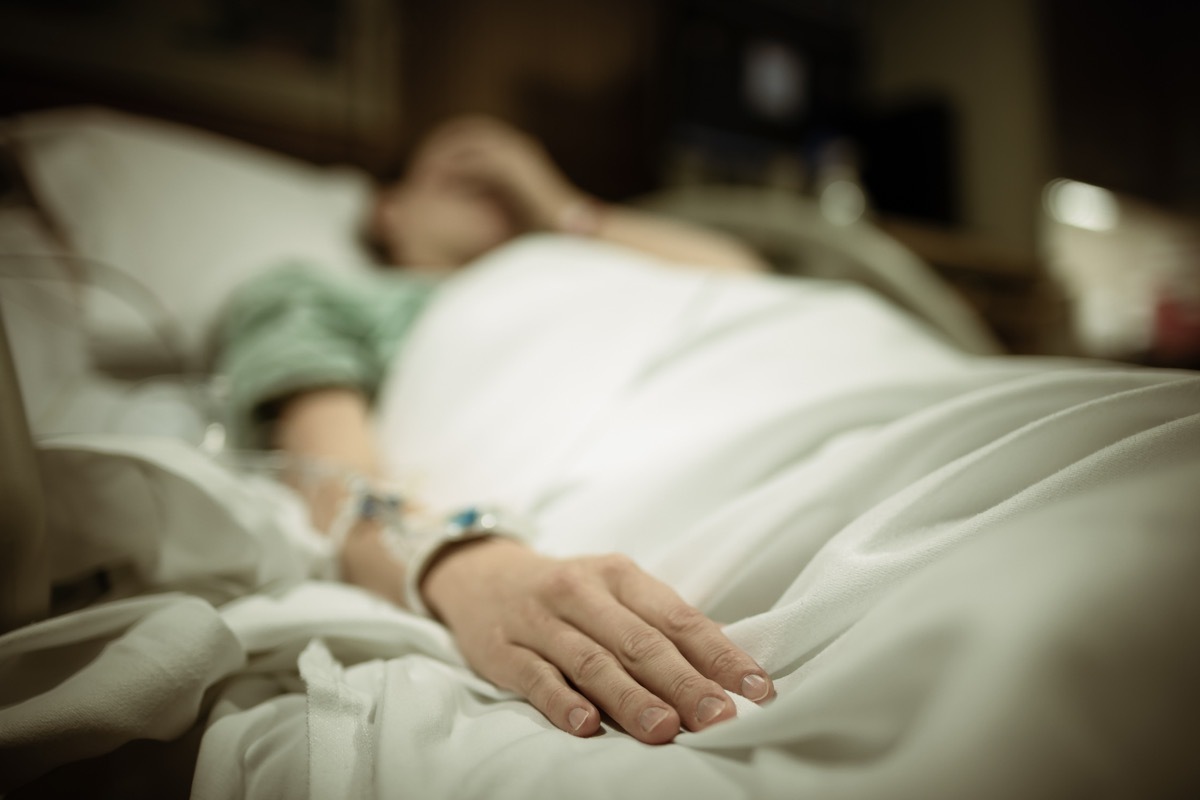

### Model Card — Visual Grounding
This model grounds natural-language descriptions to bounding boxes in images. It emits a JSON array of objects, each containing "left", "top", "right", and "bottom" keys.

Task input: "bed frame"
[
  {"left": 638, "top": 184, "right": 1004, "bottom": 356},
  {"left": 0, "top": 307, "right": 48, "bottom": 633}
]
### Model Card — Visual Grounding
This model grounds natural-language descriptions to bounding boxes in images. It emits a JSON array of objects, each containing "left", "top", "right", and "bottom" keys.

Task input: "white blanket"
[{"left": 4, "top": 236, "right": 1198, "bottom": 798}]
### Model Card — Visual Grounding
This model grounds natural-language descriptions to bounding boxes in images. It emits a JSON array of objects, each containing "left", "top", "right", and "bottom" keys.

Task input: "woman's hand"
[
  {"left": 410, "top": 116, "right": 582, "bottom": 231},
  {"left": 422, "top": 537, "right": 774, "bottom": 744},
  {"left": 406, "top": 114, "right": 767, "bottom": 272}
]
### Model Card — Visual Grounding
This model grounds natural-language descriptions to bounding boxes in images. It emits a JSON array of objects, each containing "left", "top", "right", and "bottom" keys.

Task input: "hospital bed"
[{"left": 1, "top": 108, "right": 1198, "bottom": 799}]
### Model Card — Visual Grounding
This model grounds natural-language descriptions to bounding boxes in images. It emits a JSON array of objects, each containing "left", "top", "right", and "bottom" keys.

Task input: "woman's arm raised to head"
[{"left": 409, "top": 115, "right": 769, "bottom": 273}]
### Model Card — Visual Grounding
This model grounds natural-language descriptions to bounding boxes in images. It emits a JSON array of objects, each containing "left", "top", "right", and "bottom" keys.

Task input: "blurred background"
[{"left": 1, "top": 0, "right": 1197, "bottom": 363}]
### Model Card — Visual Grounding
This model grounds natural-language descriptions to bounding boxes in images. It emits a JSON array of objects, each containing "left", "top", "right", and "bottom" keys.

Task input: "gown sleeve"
[{"left": 214, "top": 262, "right": 437, "bottom": 448}]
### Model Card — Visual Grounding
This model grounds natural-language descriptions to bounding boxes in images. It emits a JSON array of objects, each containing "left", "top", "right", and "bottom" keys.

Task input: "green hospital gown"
[{"left": 215, "top": 262, "right": 438, "bottom": 448}]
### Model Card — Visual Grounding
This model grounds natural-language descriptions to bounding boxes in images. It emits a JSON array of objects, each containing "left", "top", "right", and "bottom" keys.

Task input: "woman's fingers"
[
  {"left": 488, "top": 642, "right": 602, "bottom": 737},
  {"left": 513, "top": 616, "right": 682, "bottom": 744},
  {"left": 554, "top": 588, "right": 737, "bottom": 733},
  {"left": 526, "top": 555, "right": 748, "bottom": 735},
  {"left": 610, "top": 560, "right": 775, "bottom": 704},
  {"left": 484, "top": 633, "right": 681, "bottom": 744},
  {"left": 424, "top": 543, "right": 770, "bottom": 744}
]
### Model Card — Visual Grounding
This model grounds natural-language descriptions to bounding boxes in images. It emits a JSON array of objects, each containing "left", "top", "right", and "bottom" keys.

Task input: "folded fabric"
[
  {"left": 0, "top": 435, "right": 330, "bottom": 792},
  {"left": 0, "top": 594, "right": 243, "bottom": 791}
]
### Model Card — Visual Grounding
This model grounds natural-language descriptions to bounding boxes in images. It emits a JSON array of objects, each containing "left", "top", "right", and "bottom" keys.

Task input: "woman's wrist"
[{"left": 421, "top": 536, "right": 529, "bottom": 623}]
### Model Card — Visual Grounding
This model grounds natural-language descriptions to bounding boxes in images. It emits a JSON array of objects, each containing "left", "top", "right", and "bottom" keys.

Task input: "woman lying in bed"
[{"left": 218, "top": 116, "right": 774, "bottom": 745}]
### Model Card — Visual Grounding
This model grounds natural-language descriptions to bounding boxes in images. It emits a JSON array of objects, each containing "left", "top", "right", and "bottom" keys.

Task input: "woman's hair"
[
  {"left": 357, "top": 181, "right": 401, "bottom": 265},
  {"left": 358, "top": 210, "right": 393, "bottom": 264}
]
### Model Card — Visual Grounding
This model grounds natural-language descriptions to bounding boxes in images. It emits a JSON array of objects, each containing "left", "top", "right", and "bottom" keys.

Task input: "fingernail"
[
  {"left": 568, "top": 708, "right": 590, "bottom": 732},
  {"left": 741, "top": 673, "right": 770, "bottom": 701},
  {"left": 696, "top": 696, "right": 726, "bottom": 724},
  {"left": 639, "top": 707, "right": 670, "bottom": 733}
]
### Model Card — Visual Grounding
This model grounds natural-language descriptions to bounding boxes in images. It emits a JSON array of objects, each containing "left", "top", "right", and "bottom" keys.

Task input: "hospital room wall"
[
  {"left": 396, "top": 0, "right": 661, "bottom": 200},
  {"left": 861, "top": 0, "right": 1050, "bottom": 265},
  {"left": 0, "top": 0, "right": 406, "bottom": 171},
  {"left": 2, "top": 2, "right": 1192, "bottom": 276}
]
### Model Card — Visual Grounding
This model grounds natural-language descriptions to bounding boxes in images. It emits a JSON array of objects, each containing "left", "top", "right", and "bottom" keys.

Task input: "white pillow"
[{"left": 7, "top": 107, "right": 378, "bottom": 372}]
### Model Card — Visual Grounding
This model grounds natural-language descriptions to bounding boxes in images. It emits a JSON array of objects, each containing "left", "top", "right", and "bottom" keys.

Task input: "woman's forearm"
[
  {"left": 272, "top": 386, "right": 421, "bottom": 608},
  {"left": 531, "top": 181, "right": 766, "bottom": 272},
  {"left": 273, "top": 387, "right": 379, "bottom": 472},
  {"left": 588, "top": 203, "right": 768, "bottom": 273},
  {"left": 407, "top": 115, "right": 768, "bottom": 274},
  {"left": 273, "top": 387, "right": 382, "bottom": 533}
]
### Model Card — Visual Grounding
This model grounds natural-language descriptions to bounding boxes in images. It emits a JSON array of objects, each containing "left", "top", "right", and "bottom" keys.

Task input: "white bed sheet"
[
  {"left": 3, "top": 236, "right": 1198, "bottom": 798},
  {"left": 368, "top": 237, "right": 1200, "bottom": 798}
]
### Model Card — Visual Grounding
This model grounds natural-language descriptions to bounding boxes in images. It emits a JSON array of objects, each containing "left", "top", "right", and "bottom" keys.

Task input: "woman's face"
[{"left": 375, "top": 168, "right": 517, "bottom": 268}]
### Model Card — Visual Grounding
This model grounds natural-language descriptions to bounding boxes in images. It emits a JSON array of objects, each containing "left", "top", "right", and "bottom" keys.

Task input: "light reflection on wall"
[
  {"left": 1044, "top": 179, "right": 1118, "bottom": 233},
  {"left": 1042, "top": 179, "right": 1200, "bottom": 364}
]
